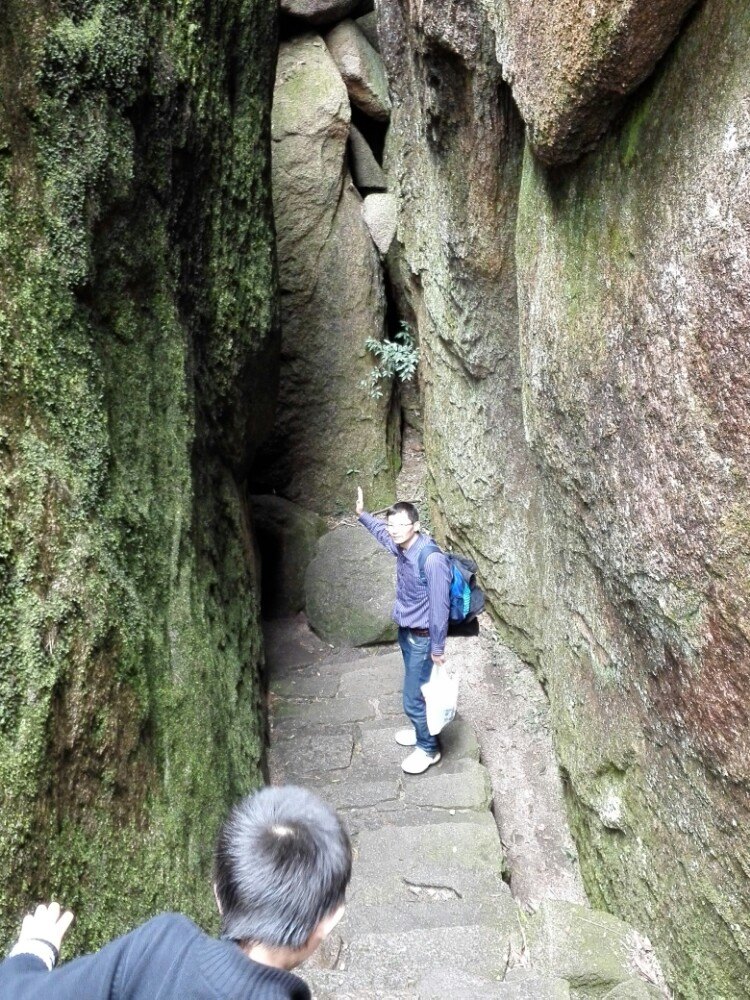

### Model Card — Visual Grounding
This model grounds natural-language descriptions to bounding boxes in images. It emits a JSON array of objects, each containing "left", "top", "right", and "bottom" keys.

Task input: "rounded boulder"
[{"left": 305, "top": 525, "right": 397, "bottom": 645}]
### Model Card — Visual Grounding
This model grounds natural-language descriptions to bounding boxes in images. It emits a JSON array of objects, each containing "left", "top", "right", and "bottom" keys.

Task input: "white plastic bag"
[{"left": 421, "top": 662, "right": 459, "bottom": 735}]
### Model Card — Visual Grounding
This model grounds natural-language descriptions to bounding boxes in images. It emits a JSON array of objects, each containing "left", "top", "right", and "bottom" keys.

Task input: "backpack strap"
[{"left": 416, "top": 541, "right": 442, "bottom": 585}]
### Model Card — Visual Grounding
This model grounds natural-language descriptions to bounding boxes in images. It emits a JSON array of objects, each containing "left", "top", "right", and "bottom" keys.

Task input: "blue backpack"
[{"left": 417, "top": 542, "right": 485, "bottom": 624}]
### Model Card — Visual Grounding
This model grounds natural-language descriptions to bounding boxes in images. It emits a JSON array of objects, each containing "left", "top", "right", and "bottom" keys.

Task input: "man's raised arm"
[{"left": 356, "top": 488, "right": 398, "bottom": 554}]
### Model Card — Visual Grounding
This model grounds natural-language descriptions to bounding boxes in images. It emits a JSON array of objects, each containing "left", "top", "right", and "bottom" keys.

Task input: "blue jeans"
[{"left": 398, "top": 627, "right": 439, "bottom": 755}]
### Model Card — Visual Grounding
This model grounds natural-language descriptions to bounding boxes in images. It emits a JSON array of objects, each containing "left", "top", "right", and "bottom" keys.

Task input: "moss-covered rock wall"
[{"left": 0, "top": 0, "right": 278, "bottom": 952}]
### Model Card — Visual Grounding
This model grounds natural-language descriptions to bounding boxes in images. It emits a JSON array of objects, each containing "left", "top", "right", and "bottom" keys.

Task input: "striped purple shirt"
[{"left": 359, "top": 512, "right": 451, "bottom": 655}]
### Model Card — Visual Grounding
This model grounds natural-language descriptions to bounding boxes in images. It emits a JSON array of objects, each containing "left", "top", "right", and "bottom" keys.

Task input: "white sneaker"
[
  {"left": 401, "top": 748, "right": 441, "bottom": 774},
  {"left": 395, "top": 727, "right": 417, "bottom": 747}
]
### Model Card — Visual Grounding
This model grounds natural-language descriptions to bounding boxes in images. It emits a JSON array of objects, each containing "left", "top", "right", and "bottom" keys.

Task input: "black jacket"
[{"left": 0, "top": 913, "right": 311, "bottom": 1000}]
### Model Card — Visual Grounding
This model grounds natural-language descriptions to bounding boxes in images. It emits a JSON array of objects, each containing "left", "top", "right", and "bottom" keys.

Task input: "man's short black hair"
[
  {"left": 386, "top": 501, "right": 419, "bottom": 523},
  {"left": 214, "top": 785, "right": 352, "bottom": 950}
]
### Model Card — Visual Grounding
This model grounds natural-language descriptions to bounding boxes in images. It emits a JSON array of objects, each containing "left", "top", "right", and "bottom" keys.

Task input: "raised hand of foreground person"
[
  {"left": 356, "top": 486, "right": 364, "bottom": 516},
  {"left": 14, "top": 902, "right": 74, "bottom": 967}
]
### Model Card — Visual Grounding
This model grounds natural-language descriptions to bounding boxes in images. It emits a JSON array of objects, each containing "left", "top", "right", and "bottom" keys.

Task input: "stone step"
[
  {"left": 268, "top": 726, "right": 490, "bottom": 823},
  {"left": 334, "top": 802, "right": 505, "bottom": 836},
  {"left": 340, "top": 898, "right": 512, "bottom": 937},
  {"left": 417, "top": 968, "right": 571, "bottom": 999},
  {"left": 270, "top": 695, "right": 401, "bottom": 740},
  {"left": 335, "top": 653, "right": 405, "bottom": 697},
  {"left": 306, "top": 924, "right": 514, "bottom": 997},
  {"left": 297, "top": 756, "right": 490, "bottom": 811},
  {"left": 268, "top": 730, "right": 356, "bottom": 781},
  {"left": 266, "top": 630, "right": 400, "bottom": 679},
  {"left": 358, "top": 715, "right": 480, "bottom": 767},
  {"left": 351, "top": 817, "right": 510, "bottom": 908},
  {"left": 271, "top": 650, "right": 404, "bottom": 694}
]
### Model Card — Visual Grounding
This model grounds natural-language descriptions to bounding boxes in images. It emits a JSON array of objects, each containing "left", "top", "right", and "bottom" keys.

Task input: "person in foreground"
[
  {"left": 0, "top": 785, "right": 351, "bottom": 999},
  {"left": 356, "top": 487, "right": 450, "bottom": 774}
]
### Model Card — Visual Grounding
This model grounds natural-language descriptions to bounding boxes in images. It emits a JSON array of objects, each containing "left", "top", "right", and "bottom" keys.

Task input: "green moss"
[
  {"left": 587, "top": 8, "right": 626, "bottom": 69},
  {"left": 620, "top": 99, "right": 650, "bottom": 169},
  {"left": 0, "top": 0, "right": 278, "bottom": 952}
]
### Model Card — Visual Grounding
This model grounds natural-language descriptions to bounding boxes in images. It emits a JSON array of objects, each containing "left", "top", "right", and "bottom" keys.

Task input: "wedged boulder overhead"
[
  {"left": 325, "top": 19, "right": 391, "bottom": 121},
  {"left": 259, "top": 35, "right": 396, "bottom": 514},
  {"left": 481, "top": 0, "right": 699, "bottom": 163},
  {"left": 280, "top": 0, "right": 361, "bottom": 26},
  {"left": 356, "top": 11, "right": 380, "bottom": 51},
  {"left": 362, "top": 192, "right": 396, "bottom": 254},
  {"left": 349, "top": 124, "right": 387, "bottom": 190},
  {"left": 305, "top": 526, "right": 397, "bottom": 644}
]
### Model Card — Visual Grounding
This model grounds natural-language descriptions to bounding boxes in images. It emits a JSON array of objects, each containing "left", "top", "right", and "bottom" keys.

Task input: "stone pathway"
[{"left": 264, "top": 617, "right": 670, "bottom": 1000}]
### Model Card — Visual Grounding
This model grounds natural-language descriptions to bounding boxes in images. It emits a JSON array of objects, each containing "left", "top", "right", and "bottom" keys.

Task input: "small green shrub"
[{"left": 361, "top": 322, "right": 419, "bottom": 400}]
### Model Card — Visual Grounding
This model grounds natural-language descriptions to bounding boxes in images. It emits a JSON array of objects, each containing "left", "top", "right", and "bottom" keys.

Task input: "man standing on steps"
[{"left": 356, "top": 486, "right": 450, "bottom": 775}]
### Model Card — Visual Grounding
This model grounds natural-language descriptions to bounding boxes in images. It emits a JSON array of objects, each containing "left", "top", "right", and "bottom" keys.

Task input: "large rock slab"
[
  {"left": 258, "top": 35, "right": 396, "bottom": 514},
  {"left": 514, "top": 4, "right": 750, "bottom": 996},
  {"left": 0, "top": 0, "right": 276, "bottom": 953},
  {"left": 305, "top": 526, "right": 397, "bottom": 644},
  {"left": 250, "top": 495, "right": 326, "bottom": 616},
  {"left": 481, "top": 0, "right": 699, "bottom": 163},
  {"left": 380, "top": 0, "right": 750, "bottom": 995},
  {"left": 325, "top": 20, "right": 391, "bottom": 121}
]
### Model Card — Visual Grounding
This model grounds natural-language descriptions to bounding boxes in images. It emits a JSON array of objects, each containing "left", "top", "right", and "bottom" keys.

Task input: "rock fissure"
[
  {"left": 257, "top": 1, "right": 750, "bottom": 996},
  {"left": 2, "top": 1, "right": 748, "bottom": 999}
]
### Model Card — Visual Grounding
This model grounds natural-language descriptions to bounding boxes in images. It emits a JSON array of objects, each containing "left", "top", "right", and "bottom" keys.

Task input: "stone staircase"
[{"left": 265, "top": 622, "right": 669, "bottom": 999}]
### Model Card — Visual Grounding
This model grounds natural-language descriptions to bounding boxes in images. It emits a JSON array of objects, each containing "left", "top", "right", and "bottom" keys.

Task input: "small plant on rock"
[{"left": 361, "top": 322, "right": 419, "bottom": 400}]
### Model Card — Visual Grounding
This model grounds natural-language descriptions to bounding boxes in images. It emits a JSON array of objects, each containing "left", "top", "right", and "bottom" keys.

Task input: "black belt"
[{"left": 407, "top": 627, "right": 429, "bottom": 637}]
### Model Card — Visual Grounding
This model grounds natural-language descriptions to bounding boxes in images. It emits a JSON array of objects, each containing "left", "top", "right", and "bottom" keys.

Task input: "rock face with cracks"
[
  {"left": 0, "top": 0, "right": 277, "bottom": 954},
  {"left": 379, "top": 0, "right": 750, "bottom": 996},
  {"left": 481, "top": 0, "right": 700, "bottom": 164}
]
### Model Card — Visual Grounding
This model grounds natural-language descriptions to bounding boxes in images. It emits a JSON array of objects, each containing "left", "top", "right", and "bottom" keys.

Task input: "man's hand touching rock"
[{"left": 356, "top": 487, "right": 364, "bottom": 516}]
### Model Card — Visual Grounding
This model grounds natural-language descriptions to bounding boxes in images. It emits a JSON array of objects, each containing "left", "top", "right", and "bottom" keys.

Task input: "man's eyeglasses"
[{"left": 387, "top": 520, "right": 415, "bottom": 531}]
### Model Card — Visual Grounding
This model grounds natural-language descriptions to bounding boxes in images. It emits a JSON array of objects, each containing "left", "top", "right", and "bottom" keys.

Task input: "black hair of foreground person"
[
  {"left": 0, "top": 785, "right": 352, "bottom": 1000},
  {"left": 214, "top": 784, "right": 352, "bottom": 949}
]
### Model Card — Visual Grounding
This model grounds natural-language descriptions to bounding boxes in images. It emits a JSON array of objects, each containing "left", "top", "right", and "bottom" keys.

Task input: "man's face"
[{"left": 387, "top": 513, "right": 420, "bottom": 548}]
